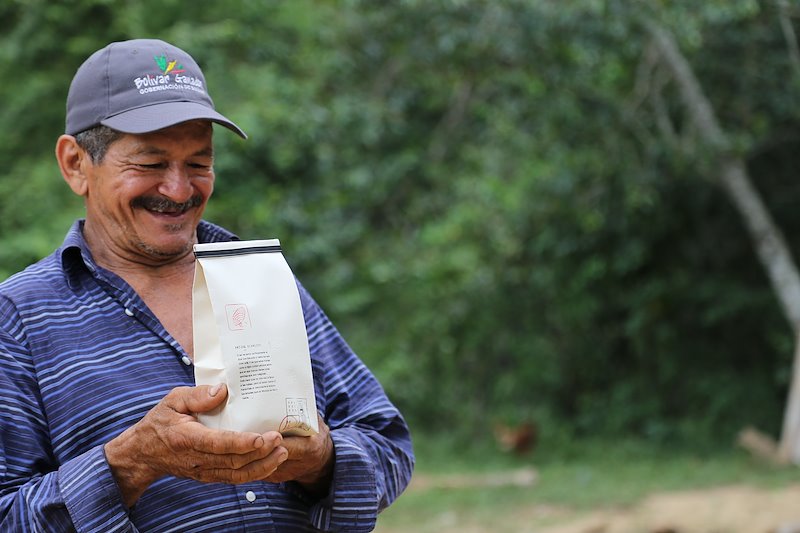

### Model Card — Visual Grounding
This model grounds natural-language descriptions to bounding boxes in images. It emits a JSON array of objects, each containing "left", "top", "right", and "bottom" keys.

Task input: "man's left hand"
[{"left": 267, "top": 415, "right": 334, "bottom": 497}]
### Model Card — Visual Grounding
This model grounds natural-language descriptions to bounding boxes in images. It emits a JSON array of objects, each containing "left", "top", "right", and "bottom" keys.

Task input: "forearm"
[
  {"left": 1, "top": 472, "right": 71, "bottom": 533},
  {"left": 297, "top": 283, "right": 415, "bottom": 529},
  {"left": 1, "top": 446, "right": 134, "bottom": 533},
  {"left": 305, "top": 419, "right": 414, "bottom": 532},
  {"left": 0, "top": 328, "right": 133, "bottom": 532}
]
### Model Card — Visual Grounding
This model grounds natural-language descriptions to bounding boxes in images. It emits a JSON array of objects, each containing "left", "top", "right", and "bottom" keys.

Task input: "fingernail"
[
  {"left": 209, "top": 383, "right": 222, "bottom": 397},
  {"left": 254, "top": 435, "right": 265, "bottom": 448},
  {"left": 264, "top": 433, "right": 282, "bottom": 449}
]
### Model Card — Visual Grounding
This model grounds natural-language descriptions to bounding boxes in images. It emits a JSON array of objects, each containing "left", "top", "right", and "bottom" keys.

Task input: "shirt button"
[
  {"left": 181, "top": 356, "right": 192, "bottom": 366},
  {"left": 124, "top": 308, "right": 134, "bottom": 317},
  {"left": 245, "top": 490, "right": 256, "bottom": 502}
]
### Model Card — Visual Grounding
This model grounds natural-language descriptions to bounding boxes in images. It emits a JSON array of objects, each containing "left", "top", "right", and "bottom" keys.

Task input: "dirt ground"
[
  {"left": 383, "top": 472, "right": 800, "bottom": 533},
  {"left": 535, "top": 484, "right": 800, "bottom": 533}
]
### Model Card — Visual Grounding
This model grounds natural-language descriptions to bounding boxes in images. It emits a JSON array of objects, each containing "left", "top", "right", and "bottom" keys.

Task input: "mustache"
[{"left": 131, "top": 195, "right": 204, "bottom": 213}]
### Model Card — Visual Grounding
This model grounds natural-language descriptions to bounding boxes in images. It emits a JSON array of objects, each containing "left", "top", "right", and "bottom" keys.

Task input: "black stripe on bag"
[{"left": 194, "top": 245, "right": 282, "bottom": 258}]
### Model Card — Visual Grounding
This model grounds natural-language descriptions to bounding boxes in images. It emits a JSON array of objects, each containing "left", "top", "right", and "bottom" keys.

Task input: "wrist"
[
  {"left": 296, "top": 434, "right": 335, "bottom": 497},
  {"left": 104, "top": 426, "right": 160, "bottom": 507}
]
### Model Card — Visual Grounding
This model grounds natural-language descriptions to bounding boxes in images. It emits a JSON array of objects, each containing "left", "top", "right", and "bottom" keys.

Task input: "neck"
[
  {"left": 103, "top": 255, "right": 196, "bottom": 288},
  {"left": 83, "top": 221, "right": 198, "bottom": 279}
]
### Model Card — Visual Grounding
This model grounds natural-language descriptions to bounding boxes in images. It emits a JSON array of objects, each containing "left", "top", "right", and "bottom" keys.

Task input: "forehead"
[{"left": 114, "top": 120, "right": 214, "bottom": 155}]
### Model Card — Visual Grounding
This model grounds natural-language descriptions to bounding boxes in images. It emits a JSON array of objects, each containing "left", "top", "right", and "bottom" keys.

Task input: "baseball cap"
[{"left": 65, "top": 39, "right": 246, "bottom": 138}]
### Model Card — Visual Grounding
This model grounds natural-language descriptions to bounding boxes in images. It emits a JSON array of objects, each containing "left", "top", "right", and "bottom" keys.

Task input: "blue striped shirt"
[{"left": 0, "top": 220, "right": 414, "bottom": 532}]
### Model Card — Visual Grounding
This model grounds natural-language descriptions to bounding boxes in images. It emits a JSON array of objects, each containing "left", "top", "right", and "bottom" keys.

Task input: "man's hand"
[
  {"left": 104, "top": 384, "right": 288, "bottom": 507},
  {"left": 266, "top": 416, "right": 335, "bottom": 498}
]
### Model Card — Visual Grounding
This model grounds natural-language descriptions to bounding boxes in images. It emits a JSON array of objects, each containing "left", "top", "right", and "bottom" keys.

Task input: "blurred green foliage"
[{"left": 1, "top": 0, "right": 799, "bottom": 447}]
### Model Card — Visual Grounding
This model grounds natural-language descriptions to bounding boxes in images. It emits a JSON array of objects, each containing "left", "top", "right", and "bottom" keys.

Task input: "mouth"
[
  {"left": 133, "top": 196, "right": 203, "bottom": 218},
  {"left": 146, "top": 205, "right": 189, "bottom": 218}
]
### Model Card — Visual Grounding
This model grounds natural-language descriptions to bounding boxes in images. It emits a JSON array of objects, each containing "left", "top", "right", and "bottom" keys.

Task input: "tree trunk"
[
  {"left": 782, "top": 332, "right": 800, "bottom": 462},
  {"left": 646, "top": 19, "right": 800, "bottom": 463}
]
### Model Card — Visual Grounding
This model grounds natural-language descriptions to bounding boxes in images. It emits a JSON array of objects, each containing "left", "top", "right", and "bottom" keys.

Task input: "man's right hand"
[{"left": 104, "top": 384, "right": 288, "bottom": 507}]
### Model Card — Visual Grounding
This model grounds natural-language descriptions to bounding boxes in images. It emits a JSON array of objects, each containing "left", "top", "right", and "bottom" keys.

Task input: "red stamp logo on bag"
[{"left": 226, "top": 304, "right": 251, "bottom": 331}]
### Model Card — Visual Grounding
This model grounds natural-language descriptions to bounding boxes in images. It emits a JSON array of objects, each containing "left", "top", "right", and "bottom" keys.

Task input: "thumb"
[{"left": 169, "top": 384, "right": 228, "bottom": 415}]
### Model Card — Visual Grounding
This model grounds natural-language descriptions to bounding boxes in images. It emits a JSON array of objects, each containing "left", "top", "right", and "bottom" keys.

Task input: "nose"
[{"left": 157, "top": 164, "right": 194, "bottom": 203}]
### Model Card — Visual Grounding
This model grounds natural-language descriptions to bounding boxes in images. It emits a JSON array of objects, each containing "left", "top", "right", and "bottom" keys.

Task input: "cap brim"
[{"left": 101, "top": 101, "right": 247, "bottom": 139}]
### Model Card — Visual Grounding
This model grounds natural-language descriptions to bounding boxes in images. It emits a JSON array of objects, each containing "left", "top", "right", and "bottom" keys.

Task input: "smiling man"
[
  {"left": 0, "top": 39, "right": 414, "bottom": 532},
  {"left": 64, "top": 122, "right": 216, "bottom": 261}
]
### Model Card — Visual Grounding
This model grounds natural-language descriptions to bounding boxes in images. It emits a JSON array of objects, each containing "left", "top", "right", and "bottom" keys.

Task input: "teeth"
[{"left": 149, "top": 206, "right": 182, "bottom": 213}]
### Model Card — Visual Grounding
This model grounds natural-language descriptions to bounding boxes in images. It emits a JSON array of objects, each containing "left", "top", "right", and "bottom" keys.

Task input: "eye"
[
  {"left": 188, "top": 161, "right": 213, "bottom": 171},
  {"left": 137, "top": 162, "right": 166, "bottom": 169}
]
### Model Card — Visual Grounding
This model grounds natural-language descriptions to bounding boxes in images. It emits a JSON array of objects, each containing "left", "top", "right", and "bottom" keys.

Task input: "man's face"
[{"left": 82, "top": 120, "right": 215, "bottom": 265}]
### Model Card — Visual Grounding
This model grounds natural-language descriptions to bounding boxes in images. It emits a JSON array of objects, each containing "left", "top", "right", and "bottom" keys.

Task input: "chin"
[{"left": 136, "top": 239, "right": 194, "bottom": 260}]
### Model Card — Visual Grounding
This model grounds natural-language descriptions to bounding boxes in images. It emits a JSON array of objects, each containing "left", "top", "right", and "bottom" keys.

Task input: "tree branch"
[
  {"left": 777, "top": 0, "right": 800, "bottom": 79},
  {"left": 645, "top": 18, "right": 800, "bottom": 328},
  {"left": 643, "top": 19, "right": 728, "bottom": 150},
  {"left": 644, "top": 17, "right": 800, "bottom": 463}
]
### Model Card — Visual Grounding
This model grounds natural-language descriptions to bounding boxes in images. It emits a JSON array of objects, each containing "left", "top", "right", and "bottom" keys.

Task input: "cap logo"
[
  {"left": 154, "top": 54, "right": 185, "bottom": 75},
  {"left": 132, "top": 52, "right": 206, "bottom": 96}
]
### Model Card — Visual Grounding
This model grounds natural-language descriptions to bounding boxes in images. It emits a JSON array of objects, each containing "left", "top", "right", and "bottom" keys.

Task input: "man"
[{"left": 0, "top": 39, "right": 414, "bottom": 532}]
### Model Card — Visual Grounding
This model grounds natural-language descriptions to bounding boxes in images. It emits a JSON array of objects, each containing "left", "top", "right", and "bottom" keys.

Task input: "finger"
[
  {"left": 163, "top": 384, "right": 228, "bottom": 415},
  {"left": 190, "top": 427, "right": 283, "bottom": 456},
  {"left": 194, "top": 446, "right": 289, "bottom": 484},
  {"left": 182, "top": 441, "right": 284, "bottom": 473},
  {"left": 281, "top": 428, "right": 327, "bottom": 455}
]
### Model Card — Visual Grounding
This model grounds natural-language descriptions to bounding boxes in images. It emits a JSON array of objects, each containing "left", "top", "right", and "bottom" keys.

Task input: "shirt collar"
[{"left": 59, "top": 219, "right": 239, "bottom": 289}]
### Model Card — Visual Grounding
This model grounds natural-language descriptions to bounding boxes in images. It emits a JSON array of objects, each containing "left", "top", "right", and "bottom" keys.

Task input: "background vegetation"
[{"left": 2, "top": 0, "right": 799, "bottom": 453}]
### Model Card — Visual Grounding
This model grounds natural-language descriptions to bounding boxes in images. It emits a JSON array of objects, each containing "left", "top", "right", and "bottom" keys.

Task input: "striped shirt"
[{"left": 0, "top": 220, "right": 414, "bottom": 532}]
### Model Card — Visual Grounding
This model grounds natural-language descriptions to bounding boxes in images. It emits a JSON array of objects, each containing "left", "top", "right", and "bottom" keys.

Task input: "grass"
[{"left": 374, "top": 433, "right": 799, "bottom": 532}]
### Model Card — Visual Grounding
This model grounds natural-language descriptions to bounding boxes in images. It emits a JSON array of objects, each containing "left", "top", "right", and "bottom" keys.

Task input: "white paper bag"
[{"left": 192, "top": 239, "right": 319, "bottom": 436}]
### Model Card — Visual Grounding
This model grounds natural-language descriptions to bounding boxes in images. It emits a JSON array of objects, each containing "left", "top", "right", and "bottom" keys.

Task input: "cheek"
[
  {"left": 197, "top": 176, "right": 214, "bottom": 198},
  {"left": 90, "top": 173, "right": 147, "bottom": 197}
]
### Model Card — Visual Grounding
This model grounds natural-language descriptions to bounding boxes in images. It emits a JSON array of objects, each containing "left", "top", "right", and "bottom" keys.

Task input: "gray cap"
[{"left": 65, "top": 39, "right": 246, "bottom": 138}]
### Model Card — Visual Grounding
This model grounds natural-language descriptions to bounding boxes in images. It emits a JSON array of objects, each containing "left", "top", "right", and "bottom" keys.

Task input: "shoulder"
[
  {"left": 0, "top": 248, "right": 83, "bottom": 345},
  {"left": 0, "top": 220, "right": 85, "bottom": 304},
  {"left": 0, "top": 251, "right": 65, "bottom": 301},
  {"left": 197, "top": 220, "right": 239, "bottom": 243}
]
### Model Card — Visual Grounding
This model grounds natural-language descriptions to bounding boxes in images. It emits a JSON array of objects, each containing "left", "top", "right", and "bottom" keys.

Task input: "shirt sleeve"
[
  {"left": 0, "top": 327, "right": 136, "bottom": 533},
  {"left": 292, "top": 283, "right": 415, "bottom": 532}
]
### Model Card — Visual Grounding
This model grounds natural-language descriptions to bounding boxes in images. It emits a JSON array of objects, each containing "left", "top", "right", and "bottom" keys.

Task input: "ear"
[{"left": 55, "top": 135, "right": 90, "bottom": 196}]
